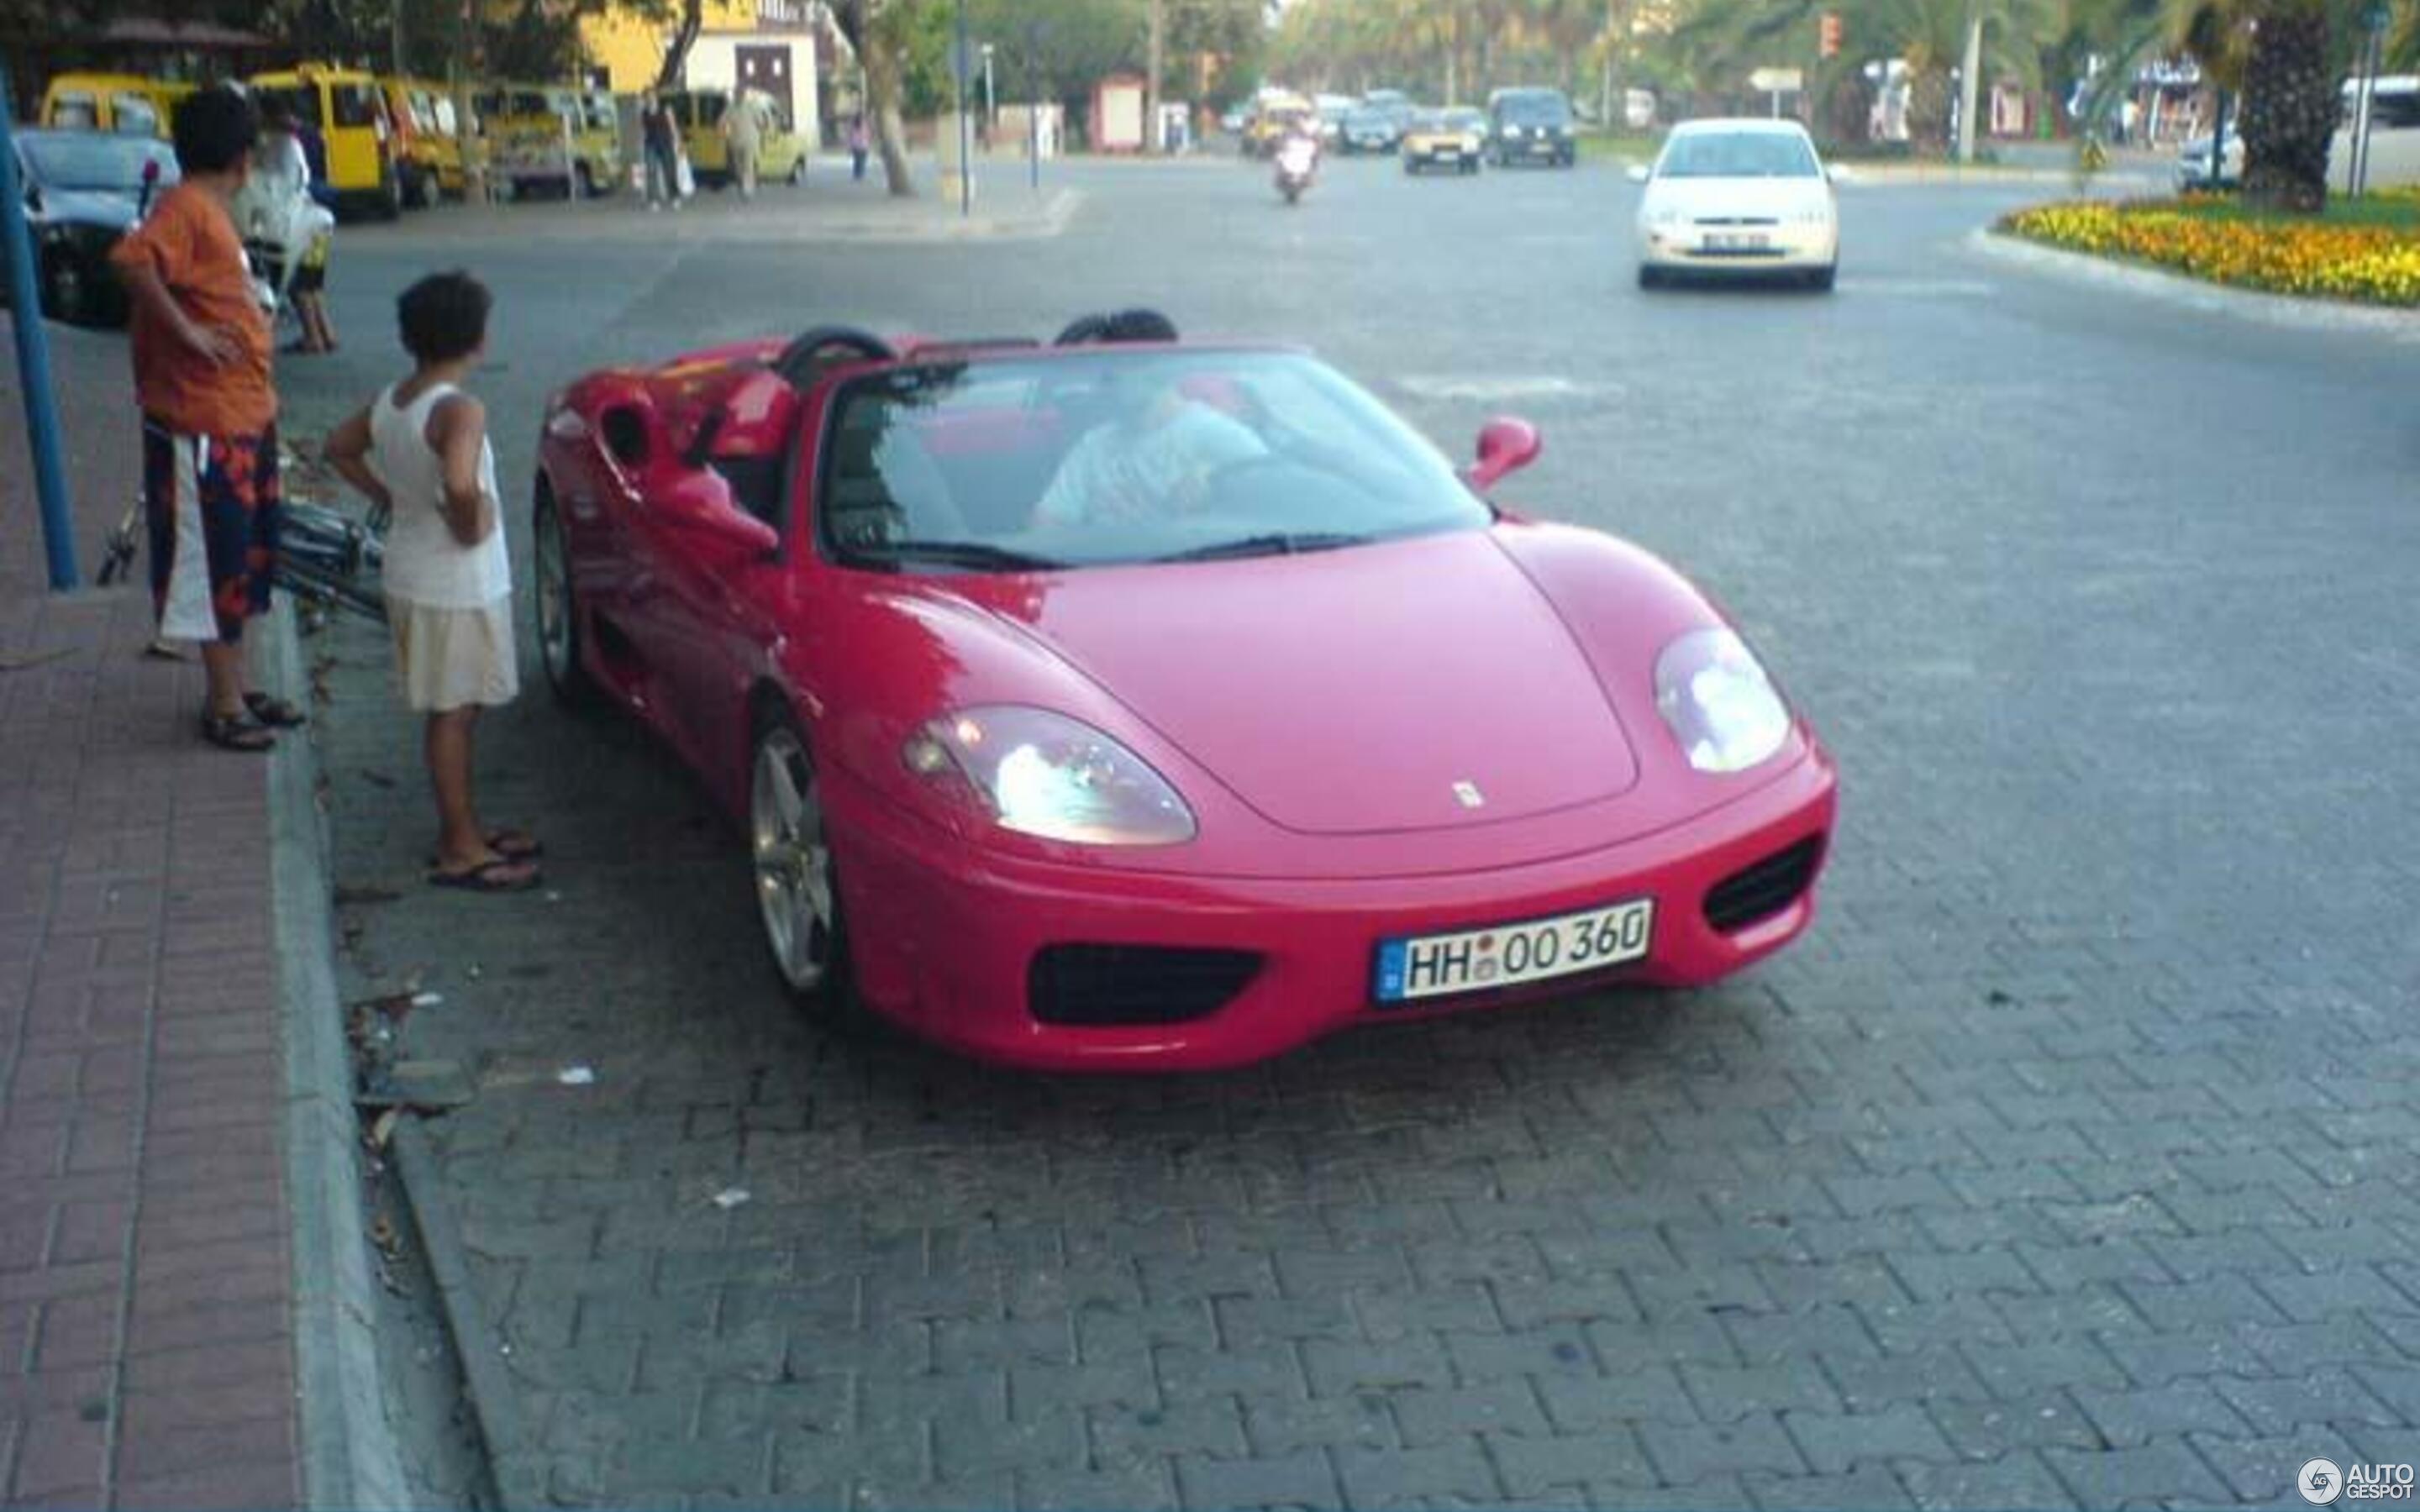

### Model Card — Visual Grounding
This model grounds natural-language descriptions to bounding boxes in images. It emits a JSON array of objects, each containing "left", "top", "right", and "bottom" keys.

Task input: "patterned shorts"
[{"left": 144, "top": 420, "right": 283, "bottom": 645}]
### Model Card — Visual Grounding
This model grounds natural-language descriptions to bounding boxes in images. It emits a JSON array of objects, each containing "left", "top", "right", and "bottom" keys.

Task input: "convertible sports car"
[{"left": 532, "top": 312, "right": 1837, "bottom": 1070}]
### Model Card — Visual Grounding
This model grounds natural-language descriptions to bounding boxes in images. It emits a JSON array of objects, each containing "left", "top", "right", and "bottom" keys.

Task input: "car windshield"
[
  {"left": 1444, "top": 108, "right": 1485, "bottom": 130},
  {"left": 1659, "top": 129, "right": 1821, "bottom": 178},
  {"left": 255, "top": 85, "right": 322, "bottom": 128},
  {"left": 22, "top": 134, "right": 171, "bottom": 192},
  {"left": 1501, "top": 93, "right": 1570, "bottom": 124},
  {"left": 819, "top": 351, "right": 1492, "bottom": 572}
]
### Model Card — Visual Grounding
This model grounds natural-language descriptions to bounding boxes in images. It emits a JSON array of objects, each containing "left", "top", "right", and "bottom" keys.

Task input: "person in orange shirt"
[{"left": 108, "top": 87, "right": 304, "bottom": 752}]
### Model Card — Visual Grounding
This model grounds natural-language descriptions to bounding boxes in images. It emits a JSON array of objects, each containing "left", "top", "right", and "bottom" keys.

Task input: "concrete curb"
[
  {"left": 363, "top": 186, "right": 1083, "bottom": 248},
  {"left": 392, "top": 1121, "right": 540, "bottom": 1511},
  {"left": 1971, "top": 226, "right": 2420, "bottom": 339},
  {"left": 266, "top": 599, "right": 413, "bottom": 1510}
]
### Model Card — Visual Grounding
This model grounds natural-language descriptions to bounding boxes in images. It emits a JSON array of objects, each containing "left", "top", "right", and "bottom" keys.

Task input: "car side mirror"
[
  {"left": 1464, "top": 417, "right": 1542, "bottom": 492},
  {"left": 655, "top": 468, "right": 779, "bottom": 556},
  {"left": 1626, "top": 163, "right": 1650, "bottom": 184}
]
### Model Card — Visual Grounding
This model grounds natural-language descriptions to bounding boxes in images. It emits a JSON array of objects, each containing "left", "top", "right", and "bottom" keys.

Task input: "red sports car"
[{"left": 531, "top": 312, "right": 1836, "bottom": 1070}]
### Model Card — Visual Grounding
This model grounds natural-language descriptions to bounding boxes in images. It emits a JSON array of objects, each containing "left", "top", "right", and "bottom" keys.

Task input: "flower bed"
[{"left": 1996, "top": 197, "right": 2420, "bottom": 307}]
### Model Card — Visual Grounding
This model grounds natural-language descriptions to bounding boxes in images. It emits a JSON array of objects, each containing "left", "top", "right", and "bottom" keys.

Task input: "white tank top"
[{"left": 372, "top": 381, "right": 511, "bottom": 610}]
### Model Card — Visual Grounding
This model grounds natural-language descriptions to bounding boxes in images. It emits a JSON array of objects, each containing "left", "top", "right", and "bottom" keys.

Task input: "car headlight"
[
  {"left": 1655, "top": 628, "right": 1791, "bottom": 774},
  {"left": 1502, "top": 124, "right": 1522, "bottom": 138},
  {"left": 902, "top": 706, "right": 1196, "bottom": 845},
  {"left": 1791, "top": 206, "right": 1832, "bottom": 226}
]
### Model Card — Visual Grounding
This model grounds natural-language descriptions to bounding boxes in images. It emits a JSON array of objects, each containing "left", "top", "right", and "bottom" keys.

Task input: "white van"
[
  {"left": 2332, "top": 75, "right": 2419, "bottom": 192},
  {"left": 2172, "top": 76, "right": 2420, "bottom": 192}
]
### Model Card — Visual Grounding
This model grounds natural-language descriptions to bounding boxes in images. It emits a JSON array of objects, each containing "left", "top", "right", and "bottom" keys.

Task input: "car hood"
[
  {"left": 1644, "top": 176, "right": 1830, "bottom": 219},
  {"left": 960, "top": 529, "right": 1641, "bottom": 837},
  {"left": 35, "top": 187, "right": 143, "bottom": 233}
]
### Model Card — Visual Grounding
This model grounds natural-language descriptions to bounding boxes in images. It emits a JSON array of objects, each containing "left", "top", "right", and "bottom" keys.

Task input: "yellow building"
[{"left": 581, "top": 0, "right": 834, "bottom": 146}]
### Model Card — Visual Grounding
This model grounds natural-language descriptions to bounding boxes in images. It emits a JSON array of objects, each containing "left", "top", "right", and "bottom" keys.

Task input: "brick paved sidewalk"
[{"left": 1, "top": 314, "right": 395, "bottom": 1509}]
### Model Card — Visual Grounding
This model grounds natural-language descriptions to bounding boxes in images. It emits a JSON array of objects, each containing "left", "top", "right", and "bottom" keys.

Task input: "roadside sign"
[
  {"left": 2363, "top": 0, "right": 2391, "bottom": 30},
  {"left": 1749, "top": 67, "right": 1805, "bottom": 93}
]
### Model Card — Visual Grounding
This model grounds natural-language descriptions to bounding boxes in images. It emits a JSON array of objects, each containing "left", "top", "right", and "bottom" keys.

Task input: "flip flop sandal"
[
  {"left": 201, "top": 713, "right": 275, "bottom": 752},
  {"left": 243, "top": 692, "right": 309, "bottom": 728},
  {"left": 426, "top": 858, "right": 542, "bottom": 893},
  {"left": 424, "top": 830, "right": 543, "bottom": 867}
]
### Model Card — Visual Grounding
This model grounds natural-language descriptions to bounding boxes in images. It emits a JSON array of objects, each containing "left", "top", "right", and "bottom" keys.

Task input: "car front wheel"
[
  {"left": 750, "top": 712, "right": 859, "bottom": 1019},
  {"left": 42, "top": 252, "right": 92, "bottom": 325},
  {"left": 1808, "top": 263, "right": 1838, "bottom": 291},
  {"left": 532, "top": 487, "right": 596, "bottom": 706}
]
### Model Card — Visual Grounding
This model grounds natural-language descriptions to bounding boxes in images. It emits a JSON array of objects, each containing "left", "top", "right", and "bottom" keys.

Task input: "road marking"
[
  {"left": 1395, "top": 375, "right": 1626, "bottom": 402},
  {"left": 1835, "top": 277, "right": 1996, "bottom": 297}
]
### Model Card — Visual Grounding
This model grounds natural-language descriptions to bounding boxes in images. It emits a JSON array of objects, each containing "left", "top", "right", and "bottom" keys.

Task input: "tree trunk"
[
  {"left": 833, "top": 0, "right": 917, "bottom": 197},
  {"left": 2240, "top": 0, "right": 2333, "bottom": 212},
  {"left": 1907, "top": 64, "right": 1952, "bottom": 150},
  {"left": 655, "top": 0, "right": 703, "bottom": 91},
  {"left": 1145, "top": 0, "right": 1165, "bottom": 155}
]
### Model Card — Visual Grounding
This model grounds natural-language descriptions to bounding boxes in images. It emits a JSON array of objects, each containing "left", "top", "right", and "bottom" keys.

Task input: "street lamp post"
[
  {"left": 0, "top": 59, "right": 78, "bottom": 590},
  {"left": 954, "top": 0, "right": 971, "bottom": 217}
]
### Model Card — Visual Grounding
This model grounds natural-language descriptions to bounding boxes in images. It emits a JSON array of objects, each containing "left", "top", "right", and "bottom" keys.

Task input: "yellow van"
[
  {"left": 39, "top": 73, "right": 193, "bottom": 139},
  {"left": 665, "top": 88, "right": 808, "bottom": 188},
  {"left": 478, "top": 84, "right": 622, "bottom": 197},
  {"left": 250, "top": 65, "right": 402, "bottom": 218},
  {"left": 380, "top": 77, "right": 466, "bottom": 207}
]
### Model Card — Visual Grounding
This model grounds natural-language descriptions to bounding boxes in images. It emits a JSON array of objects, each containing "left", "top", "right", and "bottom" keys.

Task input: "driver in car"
[{"left": 1033, "top": 367, "right": 1266, "bottom": 528}]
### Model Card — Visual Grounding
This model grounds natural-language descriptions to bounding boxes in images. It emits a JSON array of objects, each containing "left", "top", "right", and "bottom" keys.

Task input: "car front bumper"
[
  {"left": 1494, "top": 134, "right": 1573, "bottom": 161},
  {"left": 825, "top": 748, "right": 1838, "bottom": 1070},
  {"left": 1406, "top": 142, "right": 1477, "bottom": 167},
  {"left": 1639, "top": 222, "right": 1839, "bottom": 272}
]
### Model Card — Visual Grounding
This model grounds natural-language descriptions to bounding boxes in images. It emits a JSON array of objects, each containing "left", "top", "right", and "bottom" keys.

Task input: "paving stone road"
[{"left": 289, "top": 160, "right": 2420, "bottom": 1509}]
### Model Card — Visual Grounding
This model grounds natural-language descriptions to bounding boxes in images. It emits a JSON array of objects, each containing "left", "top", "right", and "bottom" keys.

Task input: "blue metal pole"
[{"left": 0, "top": 59, "right": 80, "bottom": 590}]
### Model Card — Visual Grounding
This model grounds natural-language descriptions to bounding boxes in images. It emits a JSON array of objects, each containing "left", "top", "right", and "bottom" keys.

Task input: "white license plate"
[
  {"left": 1374, "top": 898, "right": 1654, "bottom": 1004},
  {"left": 1707, "top": 233, "right": 1770, "bottom": 250}
]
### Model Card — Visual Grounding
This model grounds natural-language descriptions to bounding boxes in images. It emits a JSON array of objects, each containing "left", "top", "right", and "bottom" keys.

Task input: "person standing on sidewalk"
[
  {"left": 321, "top": 272, "right": 542, "bottom": 892},
  {"left": 641, "top": 92, "right": 681, "bottom": 211},
  {"left": 849, "top": 113, "right": 870, "bottom": 181},
  {"left": 108, "top": 85, "right": 305, "bottom": 753},
  {"left": 723, "top": 91, "right": 763, "bottom": 200}
]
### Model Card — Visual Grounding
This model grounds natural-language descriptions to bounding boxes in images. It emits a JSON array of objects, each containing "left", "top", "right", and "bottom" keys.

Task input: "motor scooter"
[
  {"left": 234, "top": 159, "right": 333, "bottom": 347},
  {"left": 1274, "top": 134, "right": 1318, "bottom": 206}
]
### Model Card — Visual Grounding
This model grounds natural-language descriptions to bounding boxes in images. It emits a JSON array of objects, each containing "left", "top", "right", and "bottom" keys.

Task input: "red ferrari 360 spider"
[{"left": 531, "top": 312, "right": 1837, "bottom": 1070}]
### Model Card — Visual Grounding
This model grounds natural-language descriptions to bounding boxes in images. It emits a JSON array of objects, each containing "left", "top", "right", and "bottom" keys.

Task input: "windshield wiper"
[
  {"left": 1154, "top": 532, "right": 1373, "bottom": 564},
  {"left": 858, "top": 540, "right": 1068, "bottom": 572}
]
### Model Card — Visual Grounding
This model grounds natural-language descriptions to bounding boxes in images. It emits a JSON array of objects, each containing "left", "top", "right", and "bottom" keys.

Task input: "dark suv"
[{"left": 1487, "top": 87, "right": 1576, "bottom": 168}]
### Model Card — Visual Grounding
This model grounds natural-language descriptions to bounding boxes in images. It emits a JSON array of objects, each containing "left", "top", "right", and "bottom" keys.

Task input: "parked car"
[
  {"left": 1339, "top": 106, "right": 1400, "bottom": 154},
  {"left": 1633, "top": 118, "right": 1840, "bottom": 290},
  {"left": 666, "top": 88, "right": 811, "bottom": 190},
  {"left": 5, "top": 129, "right": 178, "bottom": 324},
  {"left": 250, "top": 65, "right": 404, "bottom": 219},
  {"left": 1402, "top": 108, "right": 1486, "bottom": 174},
  {"left": 381, "top": 77, "right": 468, "bottom": 207},
  {"left": 476, "top": 83, "right": 623, "bottom": 198},
  {"left": 38, "top": 73, "right": 192, "bottom": 139},
  {"left": 1487, "top": 86, "right": 1577, "bottom": 167},
  {"left": 529, "top": 315, "right": 1837, "bottom": 1069}
]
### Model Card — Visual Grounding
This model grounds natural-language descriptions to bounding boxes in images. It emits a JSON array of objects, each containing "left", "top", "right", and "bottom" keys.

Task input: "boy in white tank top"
[{"left": 323, "top": 272, "right": 543, "bottom": 891}]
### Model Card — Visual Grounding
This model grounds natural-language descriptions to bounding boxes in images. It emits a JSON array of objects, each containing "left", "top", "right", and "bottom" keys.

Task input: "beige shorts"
[{"left": 387, "top": 594, "right": 519, "bottom": 712}]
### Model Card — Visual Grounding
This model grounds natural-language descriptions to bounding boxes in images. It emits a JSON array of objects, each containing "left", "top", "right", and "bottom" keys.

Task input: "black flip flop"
[
  {"left": 201, "top": 713, "right": 275, "bottom": 752},
  {"left": 424, "top": 830, "right": 543, "bottom": 867},
  {"left": 426, "top": 858, "right": 542, "bottom": 894},
  {"left": 244, "top": 692, "right": 309, "bottom": 728}
]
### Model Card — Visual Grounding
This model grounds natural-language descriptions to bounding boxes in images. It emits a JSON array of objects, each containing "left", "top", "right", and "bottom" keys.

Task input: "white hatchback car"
[{"left": 1632, "top": 118, "right": 1841, "bottom": 291}]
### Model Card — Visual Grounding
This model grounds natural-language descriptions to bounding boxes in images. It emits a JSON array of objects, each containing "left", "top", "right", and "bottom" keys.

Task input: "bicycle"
[{"left": 93, "top": 491, "right": 390, "bottom": 627}]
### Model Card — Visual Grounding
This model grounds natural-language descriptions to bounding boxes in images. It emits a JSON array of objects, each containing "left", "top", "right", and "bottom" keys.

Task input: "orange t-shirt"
[{"left": 108, "top": 183, "right": 276, "bottom": 437}]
